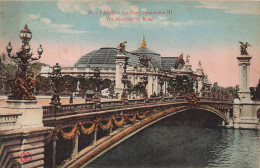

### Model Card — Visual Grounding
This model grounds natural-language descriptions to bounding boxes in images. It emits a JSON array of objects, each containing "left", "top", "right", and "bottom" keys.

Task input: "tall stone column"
[
  {"left": 237, "top": 56, "right": 252, "bottom": 101},
  {"left": 233, "top": 53, "right": 258, "bottom": 129}
]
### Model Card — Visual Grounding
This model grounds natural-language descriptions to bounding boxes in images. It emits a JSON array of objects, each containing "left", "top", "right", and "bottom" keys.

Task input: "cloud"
[
  {"left": 40, "top": 18, "right": 51, "bottom": 25},
  {"left": 29, "top": 13, "right": 41, "bottom": 20},
  {"left": 28, "top": 14, "right": 88, "bottom": 34},
  {"left": 197, "top": 1, "right": 260, "bottom": 15},
  {"left": 57, "top": 0, "right": 113, "bottom": 15}
]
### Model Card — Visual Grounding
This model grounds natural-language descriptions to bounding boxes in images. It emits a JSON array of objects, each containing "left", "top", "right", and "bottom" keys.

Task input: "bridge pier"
[
  {"left": 232, "top": 55, "right": 260, "bottom": 129},
  {"left": 233, "top": 99, "right": 259, "bottom": 129}
]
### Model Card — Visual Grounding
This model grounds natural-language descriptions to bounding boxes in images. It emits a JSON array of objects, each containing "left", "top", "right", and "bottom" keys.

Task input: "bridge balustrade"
[
  {"left": 128, "top": 99, "right": 146, "bottom": 106},
  {"left": 42, "top": 96, "right": 233, "bottom": 119},
  {"left": 43, "top": 102, "right": 97, "bottom": 117},
  {"left": 101, "top": 100, "right": 125, "bottom": 110}
]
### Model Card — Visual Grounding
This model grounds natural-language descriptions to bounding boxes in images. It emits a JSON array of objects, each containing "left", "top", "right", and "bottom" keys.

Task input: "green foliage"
[
  {"left": 168, "top": 75, "right": 194, "bottom": 96},
  {"left": 35, "top": 76, "right": 51, "bottom": 93},
  {"left": 129, "top": 82, "right": 145, "bottom": 95},
  {"left": 0, "top": 53, "right": 17, "bottom": 94},
  {"left": 28, "top": 62, "right": 44, "bottom": 76}
]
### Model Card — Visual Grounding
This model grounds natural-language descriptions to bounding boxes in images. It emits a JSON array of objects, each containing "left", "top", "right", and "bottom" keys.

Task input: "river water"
[{"left": 88, "top": 124, "right": 260, "bottom": 168}]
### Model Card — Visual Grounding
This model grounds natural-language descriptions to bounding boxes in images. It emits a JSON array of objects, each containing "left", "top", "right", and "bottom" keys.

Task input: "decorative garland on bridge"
[
  {"left": 127, "top": 113, "right": 136, "bottom": 122},
  {"left": 99, "top": 119, "right": 113, "bottom": 131},
  {"left": 136, "top": 112, "right": 147, "bottom": 119},
  {"left": 79, "top": 122, "right": 96, "bottom": 135},
  {"left": 112, "top": 115, "right": 125, "bottom": 127},
  {"left": 60, "top": 123, "right": 79, "bottom": 140}
]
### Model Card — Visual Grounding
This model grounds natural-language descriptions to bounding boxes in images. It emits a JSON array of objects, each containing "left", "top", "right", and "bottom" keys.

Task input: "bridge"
[
  {"left": 0, "top": 95, "right": 235, "bottom": 168},
  {"left": 0, "top": 25, "right": 259, "bottom": 168}
]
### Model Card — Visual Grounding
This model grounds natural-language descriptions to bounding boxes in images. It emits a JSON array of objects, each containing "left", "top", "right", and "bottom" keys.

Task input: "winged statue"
[{"left": 239, "top": 41, "right": 251, "bottom": 55}]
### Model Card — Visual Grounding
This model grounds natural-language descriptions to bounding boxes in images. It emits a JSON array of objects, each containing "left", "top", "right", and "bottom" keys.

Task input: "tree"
[
  {"left": 28, "top": 62, "right": 45, "bottom": 77},
  {"left": 35, "top": 76, "right": 51, "bottom": 94},
  {"left": 250, "top": 79, "right": 260, "bottom": 100},
  {"left": 0, "top": 53, "right": 17, "bottom": 94},
  {"left": 168, "top": 75, "right": 194, "bottom": 96}
]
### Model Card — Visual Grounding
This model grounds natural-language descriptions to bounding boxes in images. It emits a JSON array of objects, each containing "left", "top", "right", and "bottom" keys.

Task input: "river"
[{"left": 88, "top": 124, "right": 260, "bottom": 168}]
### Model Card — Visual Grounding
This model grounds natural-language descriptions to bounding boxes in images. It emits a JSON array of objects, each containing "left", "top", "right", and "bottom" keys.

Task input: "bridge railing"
[
  {"left": 128, "top": 99, "right": 146, "bottom": 106},
  {"left": 42, "top": 96, "right": 233, "bottom": 118},
  {"left": 42, "top": 97, "right": 174, "bottom": 118},
  {"left": 101, "top": 100, "right": 125, "bottom": 110},
  {"left": 43, "top": 102, "right": 97, "bottom": 117}
]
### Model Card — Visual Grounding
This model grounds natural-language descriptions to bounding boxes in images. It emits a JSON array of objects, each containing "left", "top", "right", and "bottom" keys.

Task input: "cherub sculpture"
[
  {"left": 239, "top": 41, "right": 251, "bottom": 55},
  {"left": 118, "top": 41, "right": 127, "bottom": 53}
]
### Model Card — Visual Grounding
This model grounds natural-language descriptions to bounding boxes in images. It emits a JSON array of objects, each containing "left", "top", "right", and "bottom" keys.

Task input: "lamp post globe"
[
  {"left": 53, "top": 63, "right": 61, "bottom": 76},
  {"left": 19, "top": 24, "right": 32, "bottom": 44},
  {"left": 6, "top": 42, "right": 12, "bottom": 55},
  {"left": 38, "top": 44, "right": 43, "bottom": 57}
]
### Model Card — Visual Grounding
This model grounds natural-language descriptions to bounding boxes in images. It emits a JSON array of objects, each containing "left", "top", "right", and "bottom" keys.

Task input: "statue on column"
[
  {"left": 239, "top": 41, "right": 251, "bottom": 55},
  {"left": 118, "top": 41, "right": 127, "bottom": 53}
]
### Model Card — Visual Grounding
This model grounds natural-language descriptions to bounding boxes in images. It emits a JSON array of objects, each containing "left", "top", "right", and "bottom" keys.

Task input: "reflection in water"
[{"left": 88, "top": 125, "right": 259, "bottom": 168}]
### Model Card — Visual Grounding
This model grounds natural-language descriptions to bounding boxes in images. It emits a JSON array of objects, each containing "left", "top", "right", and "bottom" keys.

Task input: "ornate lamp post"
[
  {"left": 195, "top": 80, "right": 198, "bottom": 94},
  {"left": 6, "top": 24, "right": 43, "bottom": 100},
  {"left": 158, "top": 74, "right": 164, "bottom": 97},
  {"left": 143, "top": 73, "right": 148, "bottom": 98},
  {"left": 49, "top": 63, "right": 62, "bottom": 106},
  {"left": 183, "top": 78, "right": 188, "bottom": 96},
  {"left": 121, "top": 55, "right": 129, "bottom": 100},
  {"left": 92, "top": 67, "right": 101, "bottom": 102},
  {"left": 121, "top": 72, "right": 128, "bottom": 100},
  {"left": 164, "top": 74, "right": 167, "bottom": 97}
]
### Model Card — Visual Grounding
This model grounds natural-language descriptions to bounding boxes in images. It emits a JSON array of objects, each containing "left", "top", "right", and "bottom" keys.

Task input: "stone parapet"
[
  {"left": 0, "top": 100, "right": 43, "bottom": 130},
  {"left": 0, "top": 126, "right": 53, "bottom": 168}
]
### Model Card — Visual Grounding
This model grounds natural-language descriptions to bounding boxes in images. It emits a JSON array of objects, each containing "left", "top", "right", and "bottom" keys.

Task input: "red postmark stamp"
[{"left": 20, "top": 151, "right": 32, "bottom": 163}]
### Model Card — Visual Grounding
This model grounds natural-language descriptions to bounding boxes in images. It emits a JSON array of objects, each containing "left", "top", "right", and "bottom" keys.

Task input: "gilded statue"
[
  {"left": 9, "top": 71, "right": 36, "bottom": 100},
  {"left": 118, "top": 41, "right": 127, "bottom": 53},
  {"left": 239, "top": 41, "right": 251, "bottom": 55}
]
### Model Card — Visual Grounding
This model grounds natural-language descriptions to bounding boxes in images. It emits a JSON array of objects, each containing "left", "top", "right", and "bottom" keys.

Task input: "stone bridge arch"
[{"left": 63, "top": 104, "right": 229, "bottom": 168}]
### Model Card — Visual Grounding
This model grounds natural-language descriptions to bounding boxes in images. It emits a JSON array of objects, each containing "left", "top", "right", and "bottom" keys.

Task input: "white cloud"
[
  {"left": 40, "top": 18, "right": 51, "bottom": 25},
  {"left": 28, "top": 14, "right": 88, "bottom": 34},
  {"left": 29, "top": 13, "right": 41, "bottom": 20},
  {"left": 198, "top": 1, "right": 260, "bottom": 15}
]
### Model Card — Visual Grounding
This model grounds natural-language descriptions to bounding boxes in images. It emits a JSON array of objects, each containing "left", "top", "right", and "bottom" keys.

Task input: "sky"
[{"left": 0, "top": 0, "right": 259, "bottom": 87}]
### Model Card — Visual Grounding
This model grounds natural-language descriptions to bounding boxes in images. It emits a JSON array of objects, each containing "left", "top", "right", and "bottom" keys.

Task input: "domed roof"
[
  {"left": 75, "top": 47, "right": 140, "bottom": 68},
  {"left": 131, "top": 36, "right": 161, "bottom": 68}
]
